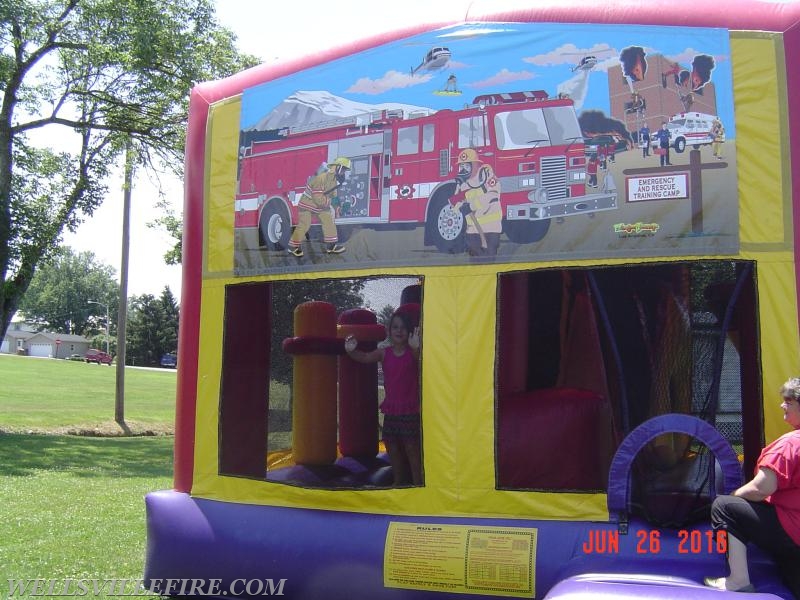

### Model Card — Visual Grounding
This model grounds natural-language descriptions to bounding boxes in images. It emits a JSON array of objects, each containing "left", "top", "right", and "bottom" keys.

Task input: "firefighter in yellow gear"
[
  {"left": 288, "top": 157, "right": 350, "bottom": 257},
  {"left": 451, "top": 148, "right": 502, "bottom": 257}
]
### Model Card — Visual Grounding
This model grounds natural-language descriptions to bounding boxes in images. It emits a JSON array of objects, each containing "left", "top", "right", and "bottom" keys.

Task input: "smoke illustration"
[{"left": 556, "top": 69, "right": 591, "bottom": 110}]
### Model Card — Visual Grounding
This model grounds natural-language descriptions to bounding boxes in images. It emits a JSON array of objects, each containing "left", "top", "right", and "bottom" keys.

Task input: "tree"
[
  {"left": 156, "top": 285, "right": 179, "bottom": 355},
  {"left": 149, "top": 197, "right": 182, "bottom": 265},
  {"left": 377, "top": 304, "right": 396, "bottom": 328},
  {"left": 0, "top": 0, "right": 259, "bottom": 342},
  {"left": 126, "top": 286, "right": 179, "bottom": 366},
  {"left": 17, "top": 245, "right": 118, "bottom": 335},
  {"left": 270, "top": 279, "right": 366, "bottom": 385}
]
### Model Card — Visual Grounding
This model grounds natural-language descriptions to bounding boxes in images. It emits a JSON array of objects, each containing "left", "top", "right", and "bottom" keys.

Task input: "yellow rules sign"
[{"left": 384, "top": 522, "right": 537, "bottom": 597}]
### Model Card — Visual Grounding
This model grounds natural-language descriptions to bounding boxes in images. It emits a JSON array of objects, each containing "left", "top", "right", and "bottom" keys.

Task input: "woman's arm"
[
  {"left": 732, "top": 467, "right": 778, "bottom": 502},
  {"left": 344, "top": 335, "right": 383, "bottom": 364}
]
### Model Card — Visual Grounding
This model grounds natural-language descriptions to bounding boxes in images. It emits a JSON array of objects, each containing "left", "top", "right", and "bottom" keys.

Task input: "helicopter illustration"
[
  {"left": 561, "top": 47, "right": 615, "bottom": 73},
  {"left": 571, "top": 55, "right": 598, "bottom": 72},
  {"left": 411, "top": 46, "right": 451, "bottom": 76}
]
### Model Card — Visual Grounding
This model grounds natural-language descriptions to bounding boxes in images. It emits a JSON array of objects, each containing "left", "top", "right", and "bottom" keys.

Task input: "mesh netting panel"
[
  {"left": 630, "top": 442, "right": 716, "bottom": 528},
  {"left": 594, "top": 262, "right": 748, "bottom": 529}
]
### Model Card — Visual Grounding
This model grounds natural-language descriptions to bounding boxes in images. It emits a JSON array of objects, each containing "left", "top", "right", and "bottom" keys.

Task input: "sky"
[
  {"left": 61, "top": 0, "right": 734, "bottom": 303},
  {"left": 62, "top": 0, "right": 461, "bottom": 302},
  {"left": 240, "top": 22, "right": 733, "bottom": 130}
]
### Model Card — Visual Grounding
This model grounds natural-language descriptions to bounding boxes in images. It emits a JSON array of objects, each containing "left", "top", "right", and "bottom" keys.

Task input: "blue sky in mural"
[{"left": 241, "top": 21, "right": 734, "bottom": 135}]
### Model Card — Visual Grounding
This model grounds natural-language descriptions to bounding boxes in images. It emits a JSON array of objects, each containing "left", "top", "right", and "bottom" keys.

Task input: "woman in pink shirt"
[
  {"left": 345, "top": 311, "right": 421, "bottom": 486},
  {"left": 705, "top": 377, "right": 800, "bottom": 596}
]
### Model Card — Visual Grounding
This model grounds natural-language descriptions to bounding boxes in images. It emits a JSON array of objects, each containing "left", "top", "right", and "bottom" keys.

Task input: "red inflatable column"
[
  {"left": 337, "top": 309, "right": 386, "bottom": 458},
  {"left": 284, "top": 301, "right": 339, "bottom": 466},
  {"left": 498, "top": 273, "right": 529, "bottom": 398}
]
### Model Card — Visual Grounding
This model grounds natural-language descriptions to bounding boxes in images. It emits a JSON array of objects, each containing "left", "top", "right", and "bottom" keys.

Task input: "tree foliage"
[
  {"left": 0, "top": 0, "right": 259, "bottom": 341},
  {"left": 270, "top": 279, "right": 366, "bottom": 385},
  {"left": 17, "top": 245, "right": 118, "bottom": 335},
  {"left": 377, "top": 304, "right": 396, "bottom": 328},
  {"left": 126, "top": 286, "right": 178, "bottom": 366},
  {"left": 148, "top": 197, "right": 182, "bottom": 265}
]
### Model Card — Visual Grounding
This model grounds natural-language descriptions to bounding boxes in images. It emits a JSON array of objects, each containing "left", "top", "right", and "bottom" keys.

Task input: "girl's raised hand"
[
  {"left": 344, "top": 335, "right": 357, "bottom": 353},
  {"left": 409, "top": 327, "right": 421, "bottom": 350}
]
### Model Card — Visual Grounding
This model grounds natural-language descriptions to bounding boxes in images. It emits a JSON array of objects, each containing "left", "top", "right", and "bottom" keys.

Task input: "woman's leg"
[
  {"left": 709, "top": 495, "right": 798, "bottom": 590},
  {"left": 722, "top": 535, "right": 751, "bottom": 590},
  {"left": 712, "top": 495, "right": 796, "bottom": 555}
]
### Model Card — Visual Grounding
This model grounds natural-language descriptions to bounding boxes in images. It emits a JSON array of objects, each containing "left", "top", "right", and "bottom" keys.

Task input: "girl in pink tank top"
[{"left": 344, "top": 311, "right": 421, "bottom": 486}]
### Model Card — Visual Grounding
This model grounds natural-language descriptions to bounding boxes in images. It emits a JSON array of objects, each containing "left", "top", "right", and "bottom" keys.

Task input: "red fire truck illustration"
[{"left": 235, "top": 90, "right": 619, "bottom": 253}]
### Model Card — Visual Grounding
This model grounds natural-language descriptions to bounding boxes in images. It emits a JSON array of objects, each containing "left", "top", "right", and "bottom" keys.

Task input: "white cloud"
[
  {"left": 523, "top": 42, "right": 617, "bottom": 68},
  {"left": 663, "top": 48, "right": 729, "bottom": 66},
  {"left": 468, "top": 68, "right": 535, "bottom": 89},
  {"left": 346, "top": 70, "right": 433, "bottom": 95}
]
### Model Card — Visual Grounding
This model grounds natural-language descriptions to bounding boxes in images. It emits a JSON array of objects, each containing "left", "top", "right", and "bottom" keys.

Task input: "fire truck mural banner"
[{"left": 235, "top": 22, "right": 737, "bottom": 275}]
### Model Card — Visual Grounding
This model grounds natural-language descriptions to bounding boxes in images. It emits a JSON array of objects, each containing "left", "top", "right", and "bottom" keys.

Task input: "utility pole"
[{"left": 115, "top": 140, "right": 134, "bottom": 431}]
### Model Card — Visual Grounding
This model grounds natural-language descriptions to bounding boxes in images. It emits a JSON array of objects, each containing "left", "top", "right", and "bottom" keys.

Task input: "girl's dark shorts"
[{"left": 382, "top": 413, "right": 420, "bottom": 440}]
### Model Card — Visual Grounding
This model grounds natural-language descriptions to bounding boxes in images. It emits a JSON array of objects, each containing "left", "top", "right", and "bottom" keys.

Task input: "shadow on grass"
[{"left": 0, "top": 434, "right": 174, "bottom": 478}]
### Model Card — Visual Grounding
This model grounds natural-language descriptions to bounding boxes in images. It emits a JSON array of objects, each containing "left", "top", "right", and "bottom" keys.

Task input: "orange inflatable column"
[
  {"left": 287, "top": 301, "right": 338, "bottom": 466},
  {"left": 337, "top": 309, "right": 386, "bottom": 458}
]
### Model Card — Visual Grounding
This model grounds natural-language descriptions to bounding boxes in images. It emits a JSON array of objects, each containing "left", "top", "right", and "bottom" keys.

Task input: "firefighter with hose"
[
  {"left": 288, "top": 157, "right": 351, "bottom": 257},
  {"left": 450, "top": 148, "right": 502, "bottom": 257}
]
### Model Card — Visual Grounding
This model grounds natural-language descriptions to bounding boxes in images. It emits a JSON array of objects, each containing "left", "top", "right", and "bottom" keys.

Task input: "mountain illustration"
[{"left": 247, "top": 90, "right": 436, "bottom": 131}]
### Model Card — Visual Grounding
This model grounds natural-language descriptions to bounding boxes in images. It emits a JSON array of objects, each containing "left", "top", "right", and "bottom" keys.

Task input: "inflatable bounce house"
[{"left": 144, "top": 1, "right": 800, "bottom": 597}]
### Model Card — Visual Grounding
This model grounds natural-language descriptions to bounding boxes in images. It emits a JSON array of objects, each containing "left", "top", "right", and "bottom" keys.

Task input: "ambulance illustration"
[{"left": 654, "top": 112, "right": 720, "bottom": 153}]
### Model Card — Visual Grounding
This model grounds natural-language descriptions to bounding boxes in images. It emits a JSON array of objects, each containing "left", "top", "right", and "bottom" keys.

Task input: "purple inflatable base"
[
  {"left": 144, "top": 490, "right": 793, "bottom": 599},
  {"left": 265, "top": 454, "right": 393, "bottom": 488},
  {"left": 544, "top": 573, "right": 782, "bottom": 599}
]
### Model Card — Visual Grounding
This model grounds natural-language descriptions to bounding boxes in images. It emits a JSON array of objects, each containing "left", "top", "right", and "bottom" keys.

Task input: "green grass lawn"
[
  {"left": 0, "top": 354, "right": 176, "bottom": 434},
  {"left": 0, "top": 354, "right": 178, "bottom": 595},
  {"left": 0, "top": 434, "right": 173, "bottom": 596}
]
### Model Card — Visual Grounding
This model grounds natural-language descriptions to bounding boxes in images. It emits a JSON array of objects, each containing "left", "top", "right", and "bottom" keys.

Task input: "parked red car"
[{"left": 85, "top": 349, "right": 113, "bottom": 365}]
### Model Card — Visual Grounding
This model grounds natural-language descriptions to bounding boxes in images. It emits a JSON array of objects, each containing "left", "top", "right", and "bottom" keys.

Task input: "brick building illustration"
[{"left": 608, "top": 53, "right": 718, "bottom": 138}]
